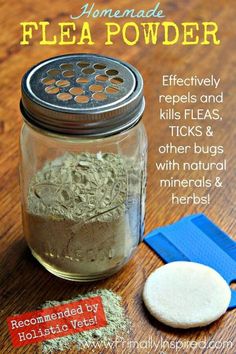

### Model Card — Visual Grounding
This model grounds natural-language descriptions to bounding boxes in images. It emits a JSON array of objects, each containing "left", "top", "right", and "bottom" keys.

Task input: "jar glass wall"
[{"left": 19, "top": 121, "right": 147, "bottom": 281}]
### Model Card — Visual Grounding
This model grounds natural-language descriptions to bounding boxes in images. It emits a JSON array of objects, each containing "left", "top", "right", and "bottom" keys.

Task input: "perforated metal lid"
[{"left": 21, "top": 53, "right": 145, "bottom": 137}]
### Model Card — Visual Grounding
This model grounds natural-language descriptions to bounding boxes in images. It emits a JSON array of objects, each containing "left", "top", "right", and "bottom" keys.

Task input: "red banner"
[{"left": 7, "top": 296, "right": 107, "bottom": 348}]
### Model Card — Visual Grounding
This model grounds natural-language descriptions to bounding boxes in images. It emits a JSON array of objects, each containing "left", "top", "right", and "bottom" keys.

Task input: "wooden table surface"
[{"left": 0, "top": 0, "right": 235, "bottom": 353}]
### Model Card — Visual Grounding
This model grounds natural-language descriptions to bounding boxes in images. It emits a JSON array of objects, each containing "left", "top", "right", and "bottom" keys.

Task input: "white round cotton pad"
[{"left": 143, "top": 262, "right": 231, "bottom": 329}]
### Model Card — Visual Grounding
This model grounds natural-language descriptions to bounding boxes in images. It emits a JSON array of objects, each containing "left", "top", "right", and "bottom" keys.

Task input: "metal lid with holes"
[{"left": 20, "top": 53, "right": 145, "bottom": 137}]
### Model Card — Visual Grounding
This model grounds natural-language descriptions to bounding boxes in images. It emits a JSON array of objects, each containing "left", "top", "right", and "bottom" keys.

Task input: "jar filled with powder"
[{"left": 19, "top": 53, "right": 147, "bottom": 281}]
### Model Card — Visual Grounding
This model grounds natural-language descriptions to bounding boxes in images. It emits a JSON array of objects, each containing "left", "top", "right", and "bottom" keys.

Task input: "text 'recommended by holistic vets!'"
[
  {"left": 156, "top": 75, "right": 225, "bottom": 205},
  {"left": 7, "top": 296, "right": 107, "bottom": 347}
]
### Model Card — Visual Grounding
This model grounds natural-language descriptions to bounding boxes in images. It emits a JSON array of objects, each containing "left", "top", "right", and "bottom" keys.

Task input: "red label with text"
[{"left": 7, "top": 296, "right": 107, "bottom": 348}]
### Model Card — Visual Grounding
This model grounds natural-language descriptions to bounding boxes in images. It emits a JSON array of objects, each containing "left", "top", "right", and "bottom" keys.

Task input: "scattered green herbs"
[{"left": 42, "top": 289, "right": 131, "bottom": 353}]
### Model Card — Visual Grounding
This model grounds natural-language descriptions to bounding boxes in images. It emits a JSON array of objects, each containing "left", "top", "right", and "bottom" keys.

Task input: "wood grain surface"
[{"left": 0, "top": 0, "right": 235, "bottom": 353}]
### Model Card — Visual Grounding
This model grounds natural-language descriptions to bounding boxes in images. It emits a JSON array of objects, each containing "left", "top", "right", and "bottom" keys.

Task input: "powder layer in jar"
[{"left": 24, "top": 152, "right": 134, "bottom": 276}]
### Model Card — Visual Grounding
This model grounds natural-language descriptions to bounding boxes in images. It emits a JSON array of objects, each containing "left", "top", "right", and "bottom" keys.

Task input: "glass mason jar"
[{"left": 19, "top": 54, "right": 147, "bottom": 281}]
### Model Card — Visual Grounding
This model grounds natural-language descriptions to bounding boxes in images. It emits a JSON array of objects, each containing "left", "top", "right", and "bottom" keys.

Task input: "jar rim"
[{"left": 21, "top": 100, "right": 145, "bottom": 140}]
